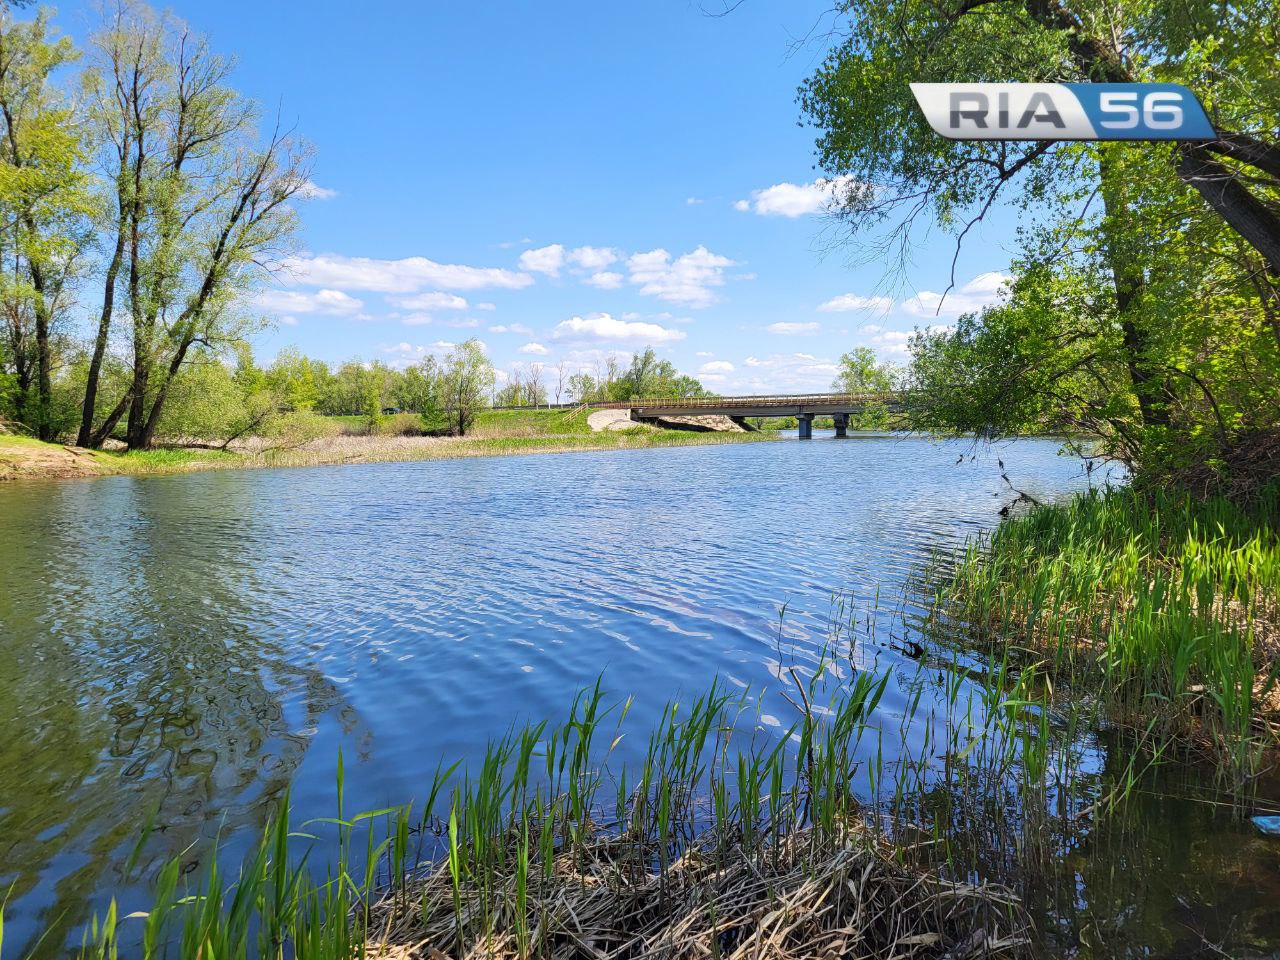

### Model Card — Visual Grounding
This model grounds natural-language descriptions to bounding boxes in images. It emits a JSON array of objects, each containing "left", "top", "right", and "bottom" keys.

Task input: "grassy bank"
[
  {"left": 66, "top": 675, "right": 1030, "bottom": 960},
  {"left": 935, "top": 484, "right": 1280, "bottom": 786},
  {"left": 0, "top": 409, "right": 776, "bottom": 482}
]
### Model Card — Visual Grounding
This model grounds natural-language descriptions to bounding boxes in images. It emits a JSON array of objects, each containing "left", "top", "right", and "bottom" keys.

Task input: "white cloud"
[
  {"left": 284, "top": 253, "right": 533, "bottom": 293},
  {"left": 686, "top": 197, "right": 703, "bottom": 206},
  {"left": 256, "top": 288, "right": 365, "bottom": 316},
  {"left": 489, "top": 323, "right": 535, "bottom": 335},
  {"left": 699, "top": 360, "right": 735, "bottom": 374},
  {"left": 296, "top": 180, "right": 337, "bottom": 200},
  {"left": 901, "top": 272, "right": 1010, "bottom": 317},
  {"left": 400, "top": 313, "right": 434, "bottom": 326},
  {"left": 476, "top": 302, "right": 496, "bottom": 311},
  {"left": 552, "top": 312, "right": 686, "bottom": 344},
  {"left": 518, "top": 244, "right": 566, "bottom": 277},
  {"left": 584, "top": 271, "right": 624, "bottom": 289},
  {"left": 381, "top": 340, "right": 469, "bottom": 367},
  {"left": 729, "top": 352, "right": 840, "bottom": 392},
  {"left": 519, "top": 342, "right": 550, "bottom": 355},
  {"left": 734, "top": 176, "right": 862, "bottom": 218},
  {"left": 767, "top": 321, "right": 820, "bottom": 335},
  {"left": 567, "top": 246, "right": 618, "bottom": 270},
  {"left": 626, "top": 246, "right": 738, "bottom": 308},
  {"left": 395, "top": 291, "right": 468, "bottom": 311},
  {"left": 695, "top": 351, "right": 714, "bottom": 358},
  {"left": 817, "top": 293, "right": 894, "bottom": 313}
]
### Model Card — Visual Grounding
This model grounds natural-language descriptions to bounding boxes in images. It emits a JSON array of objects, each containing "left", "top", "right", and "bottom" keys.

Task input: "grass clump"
[{"left": 936, "top": 483, "right": 1280, "bottom": 786}]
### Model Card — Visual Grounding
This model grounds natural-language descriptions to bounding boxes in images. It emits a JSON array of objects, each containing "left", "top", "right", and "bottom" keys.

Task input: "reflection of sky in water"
[{"left": 0, "top": 436, "right": 1138, "bottom": 953}]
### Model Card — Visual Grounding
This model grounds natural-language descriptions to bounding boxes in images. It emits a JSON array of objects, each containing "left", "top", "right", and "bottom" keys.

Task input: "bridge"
[{"left": 593, "top": 392, "right": 903, "bottom": 439}]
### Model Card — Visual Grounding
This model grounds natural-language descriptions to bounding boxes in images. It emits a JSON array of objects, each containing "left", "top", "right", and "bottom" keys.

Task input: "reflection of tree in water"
[{"left": 0, "top": 477, "right": 360, "bottom": 957}]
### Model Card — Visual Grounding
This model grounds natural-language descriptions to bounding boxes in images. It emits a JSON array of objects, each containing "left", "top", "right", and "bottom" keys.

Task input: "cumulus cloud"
[
  {"left": 734, "top": 176, "right": 863, "bottom": 218},
  {"left": 767, "top": 321, "right": 820, "bottom": 335},
  {"left": 256, "top": 288, "right": 365, "bottom": 316},
  {"left": 519, "top": 244, "right": 566, "bottom": 277},
  {"left": 567, "top": 246, "right": 618, "bottom": 270},
  {"left": 395, "top": 291, "right": 468, "bottom": 311},
  {"left": 626, "top": 246, "right": 738, "bottom": 308},
  {"left": 699, "top": 360, "right": 735, "bottom": 374},
  {"left": 552, "top": 312, "right": 686, "bottom": 344},
  {"left": 584, "top": 271, "right": 624, "bottom": 289},
  {"left": 731, "top": 353, "right": 840, "bottom": 392},
  {"left": 284, "top": 253, "right": 533, "bottom": 293},
  {"left": 901, "top": 272, "right": 1009, "bottom": 318},
  {"left": 817, "top": 293, "right": 894, "bottom": 313},
  {"left": 518, "top": 342, "right": 550, "bottom": 355},
  {"left": 489, "top": 323, "right": 535, "bottom": 335},
  {"left": 381, "top": 340, "right": 474, "bottom": 367},
  {"left": 290, "top": 180, "right": 337, "bottom": 200}
]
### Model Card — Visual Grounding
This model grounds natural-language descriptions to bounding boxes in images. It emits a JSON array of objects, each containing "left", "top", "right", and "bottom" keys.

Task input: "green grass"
[
  {"left": 936, "top": 483, "right": 1280, "bottom": 785},
  {"left": 470, "top": 407, "right": 595, "bottom": 437},
  {"left": 91, "top": 447, "right": 243, "bottom": 473}
]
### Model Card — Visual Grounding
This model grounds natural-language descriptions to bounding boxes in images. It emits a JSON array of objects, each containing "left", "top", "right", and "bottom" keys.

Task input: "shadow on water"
[{"left": 0, "top": 475, "right": 358, "bottom": 956}]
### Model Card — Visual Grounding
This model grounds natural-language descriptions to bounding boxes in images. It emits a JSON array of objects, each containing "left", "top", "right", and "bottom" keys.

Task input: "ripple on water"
[{"left": 0, "top": 436, "right": 1114, "bottom": 955}]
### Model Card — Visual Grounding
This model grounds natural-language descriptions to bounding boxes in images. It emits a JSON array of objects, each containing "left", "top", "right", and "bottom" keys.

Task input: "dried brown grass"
[{"left": 366, "top": 828, "right": 1030, "bottom": 960}]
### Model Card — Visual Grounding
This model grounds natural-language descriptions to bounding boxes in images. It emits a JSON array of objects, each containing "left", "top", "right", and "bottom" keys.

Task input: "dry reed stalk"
[{"left": 367, "top": 827, "right": 1031, "bottom": 960}]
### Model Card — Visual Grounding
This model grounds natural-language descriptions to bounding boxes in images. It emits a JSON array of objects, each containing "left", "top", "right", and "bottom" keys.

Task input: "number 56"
[{"left": 1099, "top": 91, "right": 1184, "bottom": 130}]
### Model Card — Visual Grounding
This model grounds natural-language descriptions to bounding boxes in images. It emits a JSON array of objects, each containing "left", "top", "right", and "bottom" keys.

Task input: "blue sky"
[{"left": 60, "top": 0, "right": 1017, "bottom": 393}]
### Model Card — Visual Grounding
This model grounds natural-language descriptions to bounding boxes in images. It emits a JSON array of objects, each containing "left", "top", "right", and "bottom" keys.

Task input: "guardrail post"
[
  {"left": 833, "top": 413, "right": 848, "bottom": 438},
  {"left": 798, "top": 413, "right": 813, "bottom": 440}
]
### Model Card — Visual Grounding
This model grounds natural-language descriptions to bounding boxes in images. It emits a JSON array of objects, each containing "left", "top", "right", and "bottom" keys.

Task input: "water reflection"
[
  {"left": 0, "top": 436, "right": 1157, "bottom": 955},
  {"left": 0, "top": 476, "right": 356, "bottom": 955}
]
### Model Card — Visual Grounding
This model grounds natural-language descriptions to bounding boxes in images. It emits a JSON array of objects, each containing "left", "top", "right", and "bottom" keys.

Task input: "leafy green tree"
[
  {"left": 440, "top": 339, "right": 494, "bottom": 436},
  {"left": 605, "top": 348, "right": 709, "bottom": 400},
  {"left": 804, "top": 0, "right": 1280, "bottom": 482},
  {"left": 0, "top": 9, "right": 92, "bottom": 439},
  {"left": 266, "top": 348, "right": 322, "bottom": 412},
  {"left": 77, "top": 4, "right": 311, "bottom": 450},
  {"left": 833, "top": 347, "right": 896, "bottom": 393}
]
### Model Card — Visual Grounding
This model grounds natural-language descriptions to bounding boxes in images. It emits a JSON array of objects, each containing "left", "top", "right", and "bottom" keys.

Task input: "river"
[{"left": 1, "top": 435, "right": 1275, "bottom": 957}]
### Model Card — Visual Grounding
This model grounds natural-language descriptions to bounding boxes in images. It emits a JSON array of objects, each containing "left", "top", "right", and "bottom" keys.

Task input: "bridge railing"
[{"left": 591, "top": 391, "right": 903, "bottom": 410}]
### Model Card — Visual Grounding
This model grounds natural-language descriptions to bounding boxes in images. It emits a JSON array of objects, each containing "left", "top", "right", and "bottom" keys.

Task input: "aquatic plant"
[{"left": 934, "top": 483, "right": 1280, "bottom": 787}]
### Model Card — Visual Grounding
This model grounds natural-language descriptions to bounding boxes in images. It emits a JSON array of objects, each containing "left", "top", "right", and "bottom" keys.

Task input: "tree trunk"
[
  {"left": 77, "top": 210, "right": 127, "bottom": 447},
  {"left": 1098, "top": 151, "right": 1169, "bottom": 432},
  {"left": 1176, "top": 145, "right": 1280, "bottom": 274},
  {"left": 28, "top": 259, "right": 54, "bottom": 441}
]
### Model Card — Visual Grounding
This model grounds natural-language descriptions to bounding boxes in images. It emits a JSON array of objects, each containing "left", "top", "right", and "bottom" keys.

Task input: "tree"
[
  {"left": 0, "top": 10, "right": 91, "bottom": 440},
  {"left": 440, "top": 338, "right": 493, "bottom": 436},
  {"left": 554, "top": 359, "right": 569, "bottom": 404},
  {"left": 78, "top": 3, "right": 310, "bottom": 450},
  {"left": 566, "top": 372, "right": 597, "bottom": 403},
  {"left": 803, "top": 0, "right": 1280, "bottom": 482},
  {"left": 833, "top": 347, "right": 896, "bottom": 394}
]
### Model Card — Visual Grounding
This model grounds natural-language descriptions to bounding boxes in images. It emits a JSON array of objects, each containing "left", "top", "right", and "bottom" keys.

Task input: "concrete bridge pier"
[
  {"left": 833, "top": 413, "right": 849, "bottom": 439},
  {"left": 798, "top": 414, "right": 814, "bottom": 440}
]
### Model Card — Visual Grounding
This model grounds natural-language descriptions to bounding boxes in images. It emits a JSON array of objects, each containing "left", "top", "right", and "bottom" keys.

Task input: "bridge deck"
[{"left": 593, "top": 392, "right": 902, "bottom": 418}]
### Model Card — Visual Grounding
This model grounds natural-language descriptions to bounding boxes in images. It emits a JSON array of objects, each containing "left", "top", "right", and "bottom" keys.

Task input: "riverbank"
[
  {"left": 936, "top": 484, "right": 1280, "bottom": 784},
  {"left": 0, "top": 409, "right": 778, "bottom": 482}
]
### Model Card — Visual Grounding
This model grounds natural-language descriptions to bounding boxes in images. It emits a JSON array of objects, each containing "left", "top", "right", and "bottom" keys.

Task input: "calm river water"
[{"left": 1, "top": 436, "right": 1276, "bottom": 957}]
